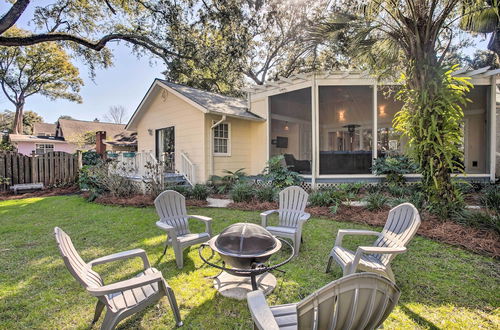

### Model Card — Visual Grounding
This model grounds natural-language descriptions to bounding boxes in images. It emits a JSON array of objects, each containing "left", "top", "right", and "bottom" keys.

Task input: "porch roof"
[{"left": 243, "top": 67, "right": 500, "bottom": 96}]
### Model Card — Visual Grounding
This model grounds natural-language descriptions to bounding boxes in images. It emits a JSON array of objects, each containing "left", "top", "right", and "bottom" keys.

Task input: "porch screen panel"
[
  {"left": 377, "top": 86, "right": 489, "bottom": 174},
  {"left": 269, "top": 88, "right": 312, "bottom": 175},
  {"left": 319, "top": 86, "right": 373, "bottom": 174}
]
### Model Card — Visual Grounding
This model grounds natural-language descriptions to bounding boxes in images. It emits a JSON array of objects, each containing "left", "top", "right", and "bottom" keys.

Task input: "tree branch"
[
  {"left": 0, "top": 32, "right": 186, "bottom": 60},
  {"left": 0, "top": 0, "right": 31, "bottom": 34}
]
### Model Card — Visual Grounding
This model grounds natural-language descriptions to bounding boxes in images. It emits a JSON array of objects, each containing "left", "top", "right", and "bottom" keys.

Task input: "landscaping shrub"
[
  {"left": 81, "top": 151, "right": 101, "bottom": 165},
  {"left": 78, "top": 164, "right": 107, "bottom": 201},
  {"left": 453, "top": 209, "right": 500, "bottom": 235},
  {"left": 262, "top": 155, "right": 301, "bottom": 189},
  {"left": 387, "top": 184, "right": 407, "bottom": 198},
  {"left": 372, "top": 155, "right": 418, "bottom": 185},
  {"left": 365, "top": 183, "right": 384, "bottom": 194},
  {"left": 255, "top": 185, "right": 277, "bottom": 202},
  {"left": 168, "top": 185, "right": 192, "bottom": 198},
  {"left": 191, "top": 184, "right": 210, "bottom": 200},
  {"left": 480, "top": 185, "right": 500, "bottom": 213},
  {"left": 408, "top": 190, "right": 426, "bottom": 210},
  {"left": 209, "top": 168, "right": 246, "bottom": 194},
  {"left": 364, "top": 193, "right": 389, "bottom": 211},
  {"left": 230, "top": 182, "right": 255, "bottom": 202},
  {"left": 309, "top": 191, "right": 333, "bottom": 207},
  {"left": 389, "top": 197, "right": 408, "bottom": 208}
]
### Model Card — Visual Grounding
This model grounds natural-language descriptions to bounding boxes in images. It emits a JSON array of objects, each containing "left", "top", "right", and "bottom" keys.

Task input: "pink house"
[{"left": 9, "top": 134, "right": 75, "bottom": 155}]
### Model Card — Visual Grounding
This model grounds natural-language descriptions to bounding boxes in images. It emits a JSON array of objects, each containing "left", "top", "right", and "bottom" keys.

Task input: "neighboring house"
[
  {"left": 128, "top": 68, "right": 499, "bottom": 184},
  {"left": 10, "top": 119, "right": 136, "bottom": 155}
]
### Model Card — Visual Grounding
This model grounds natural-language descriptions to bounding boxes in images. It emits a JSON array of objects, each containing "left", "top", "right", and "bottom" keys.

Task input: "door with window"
[{"left": 155, "top": 126, "right": 175, "bottom": 172}]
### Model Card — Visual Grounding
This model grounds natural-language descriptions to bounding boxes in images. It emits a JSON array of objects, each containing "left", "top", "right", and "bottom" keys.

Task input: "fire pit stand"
[{"left": 198, "top": 223, "right": 294, "bottom": 300}]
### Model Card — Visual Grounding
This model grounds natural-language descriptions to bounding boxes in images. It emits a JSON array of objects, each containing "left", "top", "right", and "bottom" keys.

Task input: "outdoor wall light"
[
  {"left": 338, "top": 110, "right": 346, "bottom": 122},
  {"left": 379, "top": 105, "right": 387, "bottom": 117},
  {"left": 284, "top": 121, "right": 289, "bottom": 131},
  {"left": 148, "top": 129, "right": 153, "bottom": 136}
]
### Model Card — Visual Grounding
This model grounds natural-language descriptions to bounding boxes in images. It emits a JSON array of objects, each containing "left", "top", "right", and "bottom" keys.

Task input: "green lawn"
[{"left": 0, "top": 196, "right": 498, "bottom": 329}]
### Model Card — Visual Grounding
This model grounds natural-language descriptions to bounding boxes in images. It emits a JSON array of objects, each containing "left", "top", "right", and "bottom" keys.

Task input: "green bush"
[
  {"left": 387, "top": 184, "right": 407, "bottom": 198},
  {"left": 262, "top": 155, "right": 301, "bottom": 189},
  {"left": 255, "top": 185, "right": 277, "bottom": 202},
  {"left": 209, "top": 168, "right": 247, "bottom": 194},
  {"left": 372, "top": 155, "right": 418, "bottom": 185},
  {"left": 365, "top": 183, "right": 384, "bottom": 194},
  {"left": 389, "top": 197, "right": 409, "bottom": 208},
  {"left": 336, "top": 182, "right": 363, "bottom": 195},
  {"left": 81, "top": 151, "right": 101, "bottom": 166},
  {"left": 309, "top": 191, "right": 333, "bottom": 207},
  {"left": 453, "top": 210, "right": 500, "bottom": 234},
  {"left": 364, "top": 193, "right": 389, "bottom": 211},
  {"left": 168, "top": 185, "right": 192, "bottom": 198},
  {"left": 230, "top": 182, "right": 255, "bottom": 203},
  {"left": 191, "top": 184, "right": 210, "bottom": 200},
  {"left": 480, "top": 185, "right": 500, "bottom": 213}
]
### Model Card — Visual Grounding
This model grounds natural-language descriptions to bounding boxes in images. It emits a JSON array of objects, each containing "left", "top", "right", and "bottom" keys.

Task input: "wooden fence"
[{"left": 0, "top": 151, "right": 80, "bottom": 191}]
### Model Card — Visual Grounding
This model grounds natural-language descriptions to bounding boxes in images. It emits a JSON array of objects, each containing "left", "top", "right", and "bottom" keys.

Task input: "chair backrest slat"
[
  {"left": 278, "top": 186, "right": 309, "bottom": 227},
  {"left": 296, "top": 273, "right": 400, "bottom": 330},
  {"left": 54, "top": 227, "right": 104, "bottom": 289},
  {"left": 374, "top": 203, "right": 421, "bottom": 265},
  {"left": 154, "top": 190, "right": 190, "bottom": 236}
]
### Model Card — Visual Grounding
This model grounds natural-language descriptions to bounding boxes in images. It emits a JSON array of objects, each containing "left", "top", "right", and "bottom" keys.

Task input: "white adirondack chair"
[
  {"left": 261, "top": 186, "right": 310, "bottom": 257},
  {"left": 54, "top": 227, "right": 182, "bottom": 329},
  {"left": 247, "top": 272, "right": 400, "bottom": 330},
  {"left": 155, "top": 190, "right": 213, "bottom": 268},
  {"left": 326, "top": 203, "right": 421, "bottom": 281}
]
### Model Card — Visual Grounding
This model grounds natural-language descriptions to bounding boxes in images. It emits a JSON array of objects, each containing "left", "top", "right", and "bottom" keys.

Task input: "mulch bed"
[
  {"left": 92, "top": 193, "right": 208, "bottom": 208},
  {"left": 229, "top": 201, "right": 500, "bottom": 259},
  {"left": 0, "top": 185, "right": 80, "bottom": 201}
]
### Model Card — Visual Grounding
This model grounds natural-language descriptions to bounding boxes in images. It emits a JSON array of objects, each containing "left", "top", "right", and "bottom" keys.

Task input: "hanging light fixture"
[{"left": 284, "top": 121, "right": 289, "bottom": 131}]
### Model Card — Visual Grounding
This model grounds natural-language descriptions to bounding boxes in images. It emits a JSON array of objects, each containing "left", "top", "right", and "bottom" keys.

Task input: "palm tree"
[
  {"left": 309, "top": 0, "right": 472, "bottom": 216},
  {"left": 461, "top": 0, "right": 500, "bottom": 56}
]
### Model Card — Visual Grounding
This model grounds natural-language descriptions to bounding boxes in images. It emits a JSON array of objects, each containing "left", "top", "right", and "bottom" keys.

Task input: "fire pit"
[{"left": 199, "top": 223, "right": 294, "bottom": 300}]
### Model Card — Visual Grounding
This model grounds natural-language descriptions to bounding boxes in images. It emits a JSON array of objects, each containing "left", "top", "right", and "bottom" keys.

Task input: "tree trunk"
[{"left": 12, "top": 100, "right": 24, "bottom": 134}]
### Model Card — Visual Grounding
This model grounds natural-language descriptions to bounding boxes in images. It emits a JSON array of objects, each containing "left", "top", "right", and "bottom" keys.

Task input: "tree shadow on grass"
[{"left": 399, "top": 304, "right": 440, "bottom": 330}]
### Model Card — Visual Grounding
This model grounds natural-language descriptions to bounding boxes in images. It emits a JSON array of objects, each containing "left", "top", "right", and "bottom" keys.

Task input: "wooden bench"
[{"left": 9, "top": 183, "right": 44, "bottom": 194}]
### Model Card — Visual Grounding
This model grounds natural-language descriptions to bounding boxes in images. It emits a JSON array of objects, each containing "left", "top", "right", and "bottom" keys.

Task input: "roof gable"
[{"left": 126, "top": 79, "right": 263, "bottom": 130}]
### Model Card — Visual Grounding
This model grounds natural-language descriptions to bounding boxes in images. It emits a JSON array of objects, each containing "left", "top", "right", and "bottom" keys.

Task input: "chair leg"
[
  {"left": 100, "top": 311, "right": 119, "bottom": 330},
  {"left": 326, "top": 256, "right": 333, "bottom": 273},
  {"left": 385, "top": 267, "right": 396, "bottom": 282},
  {"left": 92, "top": 300, "right": 105, "bottom": 324},
  {"left": 174, "top": 245, "right": 184, "bottom": 269},
  {"left": 165, "top": 285, "right": 183, "bottom": 327},
  {"left": 163, "top": 243, "right": 168, "bottom": 255},
  {"left": 293, "top": 235, "right": 301, "bottom": 257}
]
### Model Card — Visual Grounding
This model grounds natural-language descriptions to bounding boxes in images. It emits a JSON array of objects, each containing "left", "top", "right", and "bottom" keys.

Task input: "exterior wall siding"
[
  {"left": 205, "top": 115, "right": 254, "bottom": 178},
  {"left": 135, "top": 90, "right": 206, "bottom": 183},
  {"left": 14, "top": 141, "right": 75, "bottom": 155}
]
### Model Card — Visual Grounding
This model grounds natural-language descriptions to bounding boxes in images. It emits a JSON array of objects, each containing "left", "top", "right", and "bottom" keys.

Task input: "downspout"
[{"left": 210, "top": 115, "right": 226, "bottom": 177}]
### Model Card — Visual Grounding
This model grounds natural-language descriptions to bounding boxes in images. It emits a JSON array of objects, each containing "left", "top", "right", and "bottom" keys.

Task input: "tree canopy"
[
  {"left": 0, "top": 27, "right": 83, "bottom": 133},
  {"left": 0, "top": 109, "right": 43, "bottom": 135}
]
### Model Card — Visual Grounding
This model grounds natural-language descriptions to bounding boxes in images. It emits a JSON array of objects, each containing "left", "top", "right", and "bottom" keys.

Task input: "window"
[
  {"left": 35, "top": 144, "right": 54, "bottom": 155},
  {"left": 213, "top": 122, "right": 230, "bottom": 155}
]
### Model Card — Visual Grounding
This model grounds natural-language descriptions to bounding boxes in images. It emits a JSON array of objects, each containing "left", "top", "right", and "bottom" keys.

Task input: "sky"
[{"left": 0, "top": 44, "right": 163, "bottom": 124}]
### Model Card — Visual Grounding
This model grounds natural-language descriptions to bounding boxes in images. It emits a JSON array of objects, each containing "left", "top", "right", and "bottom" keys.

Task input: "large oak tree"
[{"left": 0, "top": 27, "right": 83, "bottom": 134}]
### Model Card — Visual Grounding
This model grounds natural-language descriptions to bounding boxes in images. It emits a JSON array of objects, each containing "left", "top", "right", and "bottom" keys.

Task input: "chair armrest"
[
  {"left": 88, "top": 248, "right": 151, "bottom": 269},
  {"left": 357, "top": 246, "right": 407, "bottom": 254},
  {"left": 350, "top": 246, "right": 407, "bottom": 274},
  {"left": 156, "top": 220, "right": 178, "bottom": 240},
  {"left": 87, "top": 272, "right": 163, "bottom": 297},
  {"left": 335, "top": 229, "right": 381, "bottom": 247},
  {"left": 260, "top": 210, "right": 278, "bottom": 227},
  {"left": 299, "top": 212, "right": 310, "bottom": 222},
  {"left": 189, "top": 215, "right": 213, "bottom": 237},
  {"left": 247, "top": 290, "right": 280, "bottom": 330}
]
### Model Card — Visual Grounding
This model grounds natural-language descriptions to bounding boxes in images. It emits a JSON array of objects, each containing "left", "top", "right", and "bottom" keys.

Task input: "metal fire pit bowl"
[{"left": 199, "top": 223, "right": 294, "bottom": 300}]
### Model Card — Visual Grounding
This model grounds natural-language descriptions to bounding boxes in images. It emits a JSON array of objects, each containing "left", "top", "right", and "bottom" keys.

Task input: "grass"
[{"left": 0, "top": 195, "right": 498, "bottom": 329}]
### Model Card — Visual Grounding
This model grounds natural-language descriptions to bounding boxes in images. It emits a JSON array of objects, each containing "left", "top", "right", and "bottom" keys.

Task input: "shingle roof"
[
  {"left": 33, "top": 122, "right": 56, "bottom": 135},
  {"left": 57, "top": 119, "right": 130, "bottom": 139},
  {"left": 158, "top": 80, "right": 262, "bottom": 120}
]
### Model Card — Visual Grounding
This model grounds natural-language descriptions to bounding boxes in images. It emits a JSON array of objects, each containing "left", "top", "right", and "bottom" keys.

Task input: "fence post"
[
  {"left": 77, "top": 150, "right": 83, "bottom": 169},
  {"left": 31, "top": 151, "right": 37, "bottom": 183}
]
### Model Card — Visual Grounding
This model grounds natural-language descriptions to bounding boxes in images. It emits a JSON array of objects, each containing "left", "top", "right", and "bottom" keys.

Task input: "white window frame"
[
  {"left": 35, "top": 143, "right": 54, "bottom": 154},
  {"left": 212, "top": 121, "right": 231, "bottom": 156}
]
